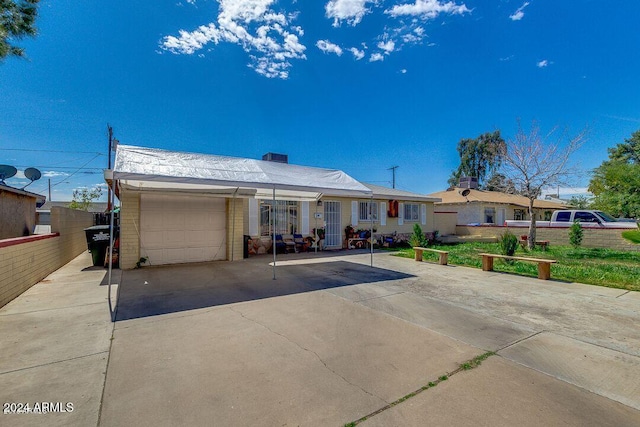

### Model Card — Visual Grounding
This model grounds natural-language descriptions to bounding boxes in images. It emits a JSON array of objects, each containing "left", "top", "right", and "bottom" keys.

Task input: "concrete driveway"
[{"left": 2, "top": 250, "right": 639, "bottom": 426}]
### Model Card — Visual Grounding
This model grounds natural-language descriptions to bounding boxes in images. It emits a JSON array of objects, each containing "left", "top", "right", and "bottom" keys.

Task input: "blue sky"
[{"left": 1, "top": 0, "right": 639, "bottom": 202}]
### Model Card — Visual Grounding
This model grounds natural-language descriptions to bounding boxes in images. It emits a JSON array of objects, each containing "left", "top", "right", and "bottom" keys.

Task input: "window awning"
[{"left": 110, "top": 145, "right": 372, "bottom": 201}]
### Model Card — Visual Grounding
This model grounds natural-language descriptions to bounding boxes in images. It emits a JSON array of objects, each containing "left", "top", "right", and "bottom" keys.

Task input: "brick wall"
[
  {"left": 227, "top": 197, "right": 244, "bottom": 261},
  {"left": 0, "top": 207, "right": 94, "bottom": 308},
  {"left": 455, "top": 225, "right": 640, "bottom": 252},
  {"left": 119, "top": 191, "right": 140, "bottom": 270}
]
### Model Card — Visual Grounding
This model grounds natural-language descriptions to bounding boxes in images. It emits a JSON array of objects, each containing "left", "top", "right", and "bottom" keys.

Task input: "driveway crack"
[{"left": 228, "top": 306, "right": 388, "bottom": 405}]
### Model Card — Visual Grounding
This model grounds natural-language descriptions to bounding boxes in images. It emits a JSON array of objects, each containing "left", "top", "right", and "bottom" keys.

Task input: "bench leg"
[
  {"left": 482, "top": 255, "right": 494, "bottom": 271},
  {"left": 414, "top": 249, "right": 423, "bottom": 262},
  {"left": 439, "top": 253, "right": 448, "bottom": 265},
  {"left": 538, "top": 263, "right": 551, "bottom": 280}
]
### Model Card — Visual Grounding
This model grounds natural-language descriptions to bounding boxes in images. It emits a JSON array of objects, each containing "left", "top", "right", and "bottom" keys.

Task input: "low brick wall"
[
  {"left": 455, "top": 225, "right": 640, "bottom": 252},
  {"left": 0, "top": 207, "right": 94, "bottom": 308}
]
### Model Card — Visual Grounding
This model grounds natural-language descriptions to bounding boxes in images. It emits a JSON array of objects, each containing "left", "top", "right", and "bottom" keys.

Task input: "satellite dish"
[
  {"left": 24, "top": 167, "right": 42, "bottom": 182},
  {"left": 0, "top": 165, "right": 18, "bottom": 185},
  {"left": 22, "top": 167, "right": 42, "bottom": 189},
  {"left": 460, "top": 188, "right": 471, "bottom": 197}
]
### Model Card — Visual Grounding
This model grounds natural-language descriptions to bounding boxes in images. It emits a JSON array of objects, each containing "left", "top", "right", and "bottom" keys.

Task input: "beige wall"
[
  {"left": 0, "top": 207, "right": 93, "bottom": 308},
  {"left": 434, "top": 212, "right": 457, "bottom": 236},
  {"left": 0, "top": 190, "right": 36, "bottom": 239},
  {"left": 438, "top": 202, "right": 553, "bottom": 225},
  {"left": 119, "top": 191, "right": 141, "bottom": 270},
  {"left": 455, "top": 225, "right": 640, "bottom": 252}
]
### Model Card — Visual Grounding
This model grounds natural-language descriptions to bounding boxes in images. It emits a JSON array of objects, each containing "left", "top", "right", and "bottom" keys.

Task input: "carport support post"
[
  {"left": 272, "top": 186, "right": 276, "bottom": 280},
  {"left": 370, "top": 194, "right": 374, "bottom": 267},
  {"left": 107, "top": 177, "right": 116, "bottom": 318}
]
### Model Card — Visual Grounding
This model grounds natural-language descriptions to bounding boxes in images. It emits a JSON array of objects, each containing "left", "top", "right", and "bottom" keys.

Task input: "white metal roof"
[{"left": 112, "top": 145, "right": 372, "bottom": 201}]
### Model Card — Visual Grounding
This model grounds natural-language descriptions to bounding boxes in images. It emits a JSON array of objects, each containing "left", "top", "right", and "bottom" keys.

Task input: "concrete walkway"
[{"left": 1, "top": 250, "right": 639, "bottom": 426}]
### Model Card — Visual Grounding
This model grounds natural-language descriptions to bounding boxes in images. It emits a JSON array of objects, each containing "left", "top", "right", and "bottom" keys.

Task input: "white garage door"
[{"left": 140, "top": 194, "right": 226, "bottom": 265}]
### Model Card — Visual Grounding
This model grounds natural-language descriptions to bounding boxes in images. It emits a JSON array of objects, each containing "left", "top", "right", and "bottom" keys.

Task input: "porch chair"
[
  {"left": 273, "top": 234, "right": 288, "bottom": 254},
  {"left": 293, "top": 233, "right": 305, "bottom": 253}
]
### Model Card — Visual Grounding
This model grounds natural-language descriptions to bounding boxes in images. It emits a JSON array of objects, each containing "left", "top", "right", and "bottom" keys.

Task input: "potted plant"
[{"left": 345, "top": 225, "right": 354, "bottom": 238}]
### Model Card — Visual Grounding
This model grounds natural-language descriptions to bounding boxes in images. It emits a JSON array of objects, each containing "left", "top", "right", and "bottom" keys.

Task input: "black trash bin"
[
  {"left": 243, "top": 235, "right": 250, "bottom": 259},
  {"left": 84, "top": 225, "right": 111, "bottom": 267}
]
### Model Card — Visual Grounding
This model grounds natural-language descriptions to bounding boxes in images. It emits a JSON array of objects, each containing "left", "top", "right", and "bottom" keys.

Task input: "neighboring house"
[
  {"left": 36, "top": 201, "right": 109, "bottom": 234},
  {"left": 0, "top": 184, "right": 46, "bottom": 239},
  {"left": 429, "top": 187, "right": 569, "bottom": 226},
  {"left": 108, "top": 145, "right": 440, "bottom": 269}
]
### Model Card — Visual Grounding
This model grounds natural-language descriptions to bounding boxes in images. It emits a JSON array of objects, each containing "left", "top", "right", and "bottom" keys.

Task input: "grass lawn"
[{"left": 393, "top": 243, "right": 640, "bottom": 292}]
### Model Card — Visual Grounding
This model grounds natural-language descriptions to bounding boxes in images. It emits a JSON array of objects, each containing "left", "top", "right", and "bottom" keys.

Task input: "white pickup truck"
[{"left": 505, "top": 210, "right": 638, "bottom": 229}]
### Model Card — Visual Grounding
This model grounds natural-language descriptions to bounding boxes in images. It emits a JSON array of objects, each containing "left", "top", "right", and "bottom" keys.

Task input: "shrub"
[
  {"left": 499, "top": 231, "right": 519, "bottom": 256},
  {"left": 409, "top": 223, "right": 428, "bottom": 247},
  {"left": 569, "top": 220, "right": 583, "bottom": 248}
]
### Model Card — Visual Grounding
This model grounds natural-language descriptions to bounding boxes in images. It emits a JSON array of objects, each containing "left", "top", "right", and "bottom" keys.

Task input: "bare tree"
[{"left": 499, "top": 121, "right": 586, "bottom": 249}]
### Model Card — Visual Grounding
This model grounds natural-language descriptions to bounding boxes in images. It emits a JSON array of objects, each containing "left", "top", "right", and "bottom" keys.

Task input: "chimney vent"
[{"left": 262, "top": 153, "right": 288, "bottom": 163}]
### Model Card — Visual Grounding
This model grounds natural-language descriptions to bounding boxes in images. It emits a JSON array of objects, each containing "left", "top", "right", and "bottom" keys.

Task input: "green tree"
[
  {"left": 1, "top": 0, "right": 39, "bottom": 60},
  {"left": 499, "top": 121, "right": 586, "bottom": 249},
  {"left": 448, "top": 130, "right": 506, "bottom": 188},
  {"left": 569, "top": 220, "right": 583, "bottom": 248},
  {"left": 69, "top": 186, "right": 103, "bottom": 211},
  {"left": 485, "top": 172, "right": 517, "bottom": 194},
  {"left": 589, "top": 130, "right": 640, "bottom": 218},
  {"left": 568, "top": 195, "right": 591, "bottom": 209},
  {"left": 409, "top": 223, "right": 428, "bottom": 247}
]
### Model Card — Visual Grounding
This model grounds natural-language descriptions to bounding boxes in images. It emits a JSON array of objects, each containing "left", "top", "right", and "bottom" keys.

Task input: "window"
[
  {"left": 514, "top": 209, "right": 526, "bottom": 220},
  {"left": 544, "top": 211, "right": 553, "bottom": 221},
  {"left": 484, "top": 208, "right": 496, "bottom": 224},
  {"left": 359, "top": 201, "right": 378, "bottom": 221},
  {"left": 555, "top": 211, "right": 571, "bottom": 222},
  {"left": 404, "top": 203, "right": 420, "bottom": 222},
  {"left": 260, "top": 201, "right": 298, "bottom": 236},
  {"left": 575, "top": 211, "right": 598, "bottom": 223}
]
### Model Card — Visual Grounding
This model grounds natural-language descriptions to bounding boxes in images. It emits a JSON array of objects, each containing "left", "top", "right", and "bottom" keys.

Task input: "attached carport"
[{"left": 105, "top": 144, "right": 373, "bottom": 271}]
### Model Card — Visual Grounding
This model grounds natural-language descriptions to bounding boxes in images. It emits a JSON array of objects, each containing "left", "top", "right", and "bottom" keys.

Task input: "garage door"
[{"left": 140, "top": 194, "right": 226, "bottom": 265}]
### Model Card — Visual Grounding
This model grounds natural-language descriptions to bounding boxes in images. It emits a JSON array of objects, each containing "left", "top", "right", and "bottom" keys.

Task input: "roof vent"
[
  {"left": 262, "top": 153, "right": 288, "bottom": 163},
  {"left": 458, "top": 176, "right": 478, "bottom": 189}
]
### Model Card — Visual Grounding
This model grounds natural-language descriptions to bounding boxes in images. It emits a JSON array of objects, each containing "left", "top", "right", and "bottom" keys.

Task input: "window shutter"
[
  {"left": 248, "top": 198, "right": 259, "bottom": 236},
  {"left": 421, "top": 204, "right": 427, "bottom": 225},
  {"left": 351, "top": 201, "right": 358, "bottom": 226},
  {"left": 380, "top": 202, "right": 387, "bottom": 226},
  {"left": 301, "top": 201, "right": 309, "bottom": 234},
  {"left": 398, "top": 203, "right": 404, "bottom": 225}
]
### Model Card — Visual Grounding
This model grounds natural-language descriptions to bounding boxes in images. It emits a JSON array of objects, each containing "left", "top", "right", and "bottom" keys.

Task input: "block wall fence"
[
  {"left": 0, "top": 207, "right": 94, "bottom": 308},
  {"left": 454, "top": 225, "right": 639, "bottom": 252}
]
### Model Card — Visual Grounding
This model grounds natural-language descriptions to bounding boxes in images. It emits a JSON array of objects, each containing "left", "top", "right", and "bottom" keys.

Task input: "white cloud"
[
  {"left": 369, "top": 52, "right": 384, "bottom": 62},
  {"left": 43, "top": 171, "right": 70, "bottom": 178},
  {"left": 349, "top": 47, "right": 365, "bottom": 60},
  {"left": 377, "top": 39, "right": 395, "bottom": 54},
  {"left": 400, "top": 68, "right": 407, "bottom": 73},
  {"left": 160, "top": 0, "right": 307, "bottom": 79},
  {"left": 499, "top": 55, "right": 514, "bottom": 61},
  {"left": 537, "top": 59, "right": 549, "bottom": 68},
  {"left": 325, "top": 0, "right": 377, "bottom": 27},
  {"left": 509, "top": 2, "right": 529, "bottom": 21},
  {"left": 316, "top": 39, "right": 343, "bottom": 56},
  {"left": 385, "top": 0, "right": 470, "bottom": 20}
]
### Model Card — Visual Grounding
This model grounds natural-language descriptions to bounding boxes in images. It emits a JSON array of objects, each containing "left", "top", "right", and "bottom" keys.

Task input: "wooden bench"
[
  {"left": 479, "top": 253, "right": 557, "bottom": 280},
  {"left": 414, "top": 247, "right": 449, "bottom": 265}
]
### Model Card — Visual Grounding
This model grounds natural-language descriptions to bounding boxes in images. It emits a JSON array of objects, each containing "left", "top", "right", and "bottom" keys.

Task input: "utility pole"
[
  {"left": 388, "top": 166, "right": 399, "bottom": 189},
  {"left": 48, "top": 178, "right": 51, "bottom": 202},
  {"left": 107, "top": 124, "right": 113, "bottom": 211}
]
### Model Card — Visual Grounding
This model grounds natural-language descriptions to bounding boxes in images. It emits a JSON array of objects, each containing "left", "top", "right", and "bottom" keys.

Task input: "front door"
[{"left": 324, "top": 201, "right": 341, "bottom": 248}]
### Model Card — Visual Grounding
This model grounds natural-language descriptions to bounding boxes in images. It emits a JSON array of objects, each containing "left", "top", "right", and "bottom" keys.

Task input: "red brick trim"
[{"left": 0, "top": 233, "right": 60, "bottom": 249}]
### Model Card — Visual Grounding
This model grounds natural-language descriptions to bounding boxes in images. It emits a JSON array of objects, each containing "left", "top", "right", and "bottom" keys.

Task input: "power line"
[
  {"left": 33, "top": 153, "right": 103, "bottom": 193},
  {"left": 0, "top": 148, "right": 104, "bottom": 155}
]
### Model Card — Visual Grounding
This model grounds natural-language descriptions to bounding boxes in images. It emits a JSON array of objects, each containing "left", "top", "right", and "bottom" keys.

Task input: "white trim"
[
  {"left": 301, "top": 201, "right": 310, "bottom": 234},
  {"left": 380, "top": 202, "right": 387, "bottom": 226},
  {"left": 398, "top": 202, "right": 404, "bottom": 226},
  {"left": 351, "top": 200, "right": 358, "bottom": 226},
  {"left": 248, "top": 198, "right": 259, "bottom": 236},
  {"left": 421, "top": 204, "right": 427, "bottom": 225}
]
